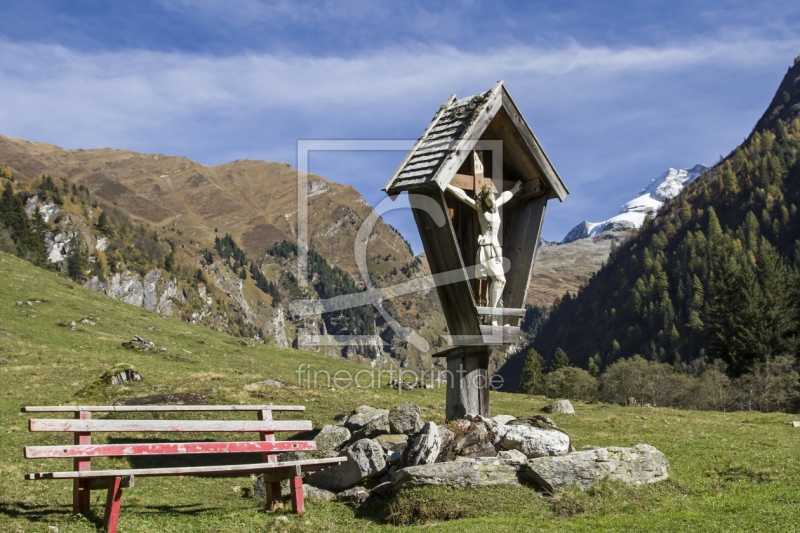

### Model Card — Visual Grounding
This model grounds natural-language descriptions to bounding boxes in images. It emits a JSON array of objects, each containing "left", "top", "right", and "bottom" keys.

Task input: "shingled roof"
[{"left": 383, "top": 81, "right": 568, "bottom": 201}]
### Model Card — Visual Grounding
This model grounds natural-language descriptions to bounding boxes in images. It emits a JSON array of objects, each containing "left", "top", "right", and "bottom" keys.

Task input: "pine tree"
[
  {"left": 0, "top": 182, "right": 45, "bottom": 262},
  {"left": 754, "top": 239, "right": 795, "bottom": 356},
  {"left": 588, "top": 352, "right": 602, "bottom": 376},
  {"left": 707, "top": 207, "right": 723, "bottom": 246},
  {"left": 519, "top": 349, "right": 545, "bottom": 395},
  {"left": 552, "top": 348, "right": 570, "bottom": 370},
  {"left": 66, "top": 231, "right": 88, "bottom": 281},
  {"left": 96, "top": 211, "right": 109, "bottom": 234},
  {"left": 723, "top": 168, "right": 739, "bottom": 195}
]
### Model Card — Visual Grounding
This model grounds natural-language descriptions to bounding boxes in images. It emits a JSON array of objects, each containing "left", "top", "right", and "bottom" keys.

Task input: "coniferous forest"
[{"left": 501, "top": 59, "right": 800, "bottom": 410}]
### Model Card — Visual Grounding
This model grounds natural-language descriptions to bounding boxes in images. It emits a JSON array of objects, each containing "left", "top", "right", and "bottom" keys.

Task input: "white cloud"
[{"left": 1, "top": 32, "right": 798, "bottom": 241}]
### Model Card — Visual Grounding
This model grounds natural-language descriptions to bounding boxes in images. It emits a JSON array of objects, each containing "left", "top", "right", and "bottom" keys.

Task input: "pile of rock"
[
  {"left": 266, "top": 399, "right": 669, "bottom": 507},
  {"left": 387, "top": 379, "right": 433, "bottom": 390},
  {"left": 121, "top": 335, "right": 155, "bottom": 352}
]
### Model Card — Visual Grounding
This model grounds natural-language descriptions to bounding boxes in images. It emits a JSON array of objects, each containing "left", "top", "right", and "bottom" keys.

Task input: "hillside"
[
  {"left": 0, "top": 251, "right": 798, "bottom": 532},
  {"left": 526, "top": 230, "right": 624, "bottom": 307},
  {"left": 505, "top": 57, "right": 800, "bottom": 379},
  {"left": 0, "top": 135, "right": 451, "bottom": 372}
]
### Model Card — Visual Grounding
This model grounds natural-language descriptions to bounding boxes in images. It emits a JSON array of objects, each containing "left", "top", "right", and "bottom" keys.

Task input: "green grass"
[{"left": 0, "top": 251, "right": 798, "bottom": 532}]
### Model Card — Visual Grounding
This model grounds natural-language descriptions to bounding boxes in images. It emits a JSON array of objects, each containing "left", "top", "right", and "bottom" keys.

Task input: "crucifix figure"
[{"left": 446, "top": 178, "right": 522, "bottom": 323}]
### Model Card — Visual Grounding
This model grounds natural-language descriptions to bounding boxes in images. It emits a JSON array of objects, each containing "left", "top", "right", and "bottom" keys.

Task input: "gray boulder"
[
  {"left": 526, "top": 444, "right": 669, "bottom": 492},
  {"left": 437, "top": 424, "right": 496, "bottom": 462},
  {"left": 278, "top": 483, "right": 336, "bottom": 501},
  {"left": 392, "top": 456, "right": 526, "bottom": 489},
  {"left": 491, "top": 415, "right": 517, "bottom": 426},
  {"left": 336, "top": 486, "right": 369, "bottom": 503},
  {"left": 492, "top": 424, "right": 570, "bottom": 458},
  {"left": 305, "top": 438, "right": 387, "bottom": 492},
  {"left": 388, "top": 402, "right": 423, "bottom": 434},
  {"left": 350, "top": 415, "right": 390, "bottom": 441},
  {"left": 374, "top": 433, "right": 409, "bottom": 455},
  {"left": 497, "top": 449, "right": 528, "bottom": 464},
  {"left": 314, "top": 425, "right": 351, "bottom": 451},
  {"left": 437, "top": 426, "right": 455, "bottom": 448},
  {"left": 542, "top": 400, "right": 575, "bottom": 414},
  {"left": 343, "top": 405, "right": 389, "bottom": 431},
  {"left": 403, "top": 422, "right": 442, "bottom": 466},
  {"left": 508, "top": 415, "right": 559, "bottom": 430}
]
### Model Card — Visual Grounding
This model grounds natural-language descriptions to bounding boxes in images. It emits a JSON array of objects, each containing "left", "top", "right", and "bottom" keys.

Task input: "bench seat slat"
[
  {"left": 24, "top": 405, "right": 305, "bottom": 413},
  {"left": 29, "top": 419, "right": 312, "bottom": 433},
  {"left": 26, "top": 458, "right": 346, "bottom": 480},
  {"left": 25, "top": 440, "right": 318, "bottom": 459}
]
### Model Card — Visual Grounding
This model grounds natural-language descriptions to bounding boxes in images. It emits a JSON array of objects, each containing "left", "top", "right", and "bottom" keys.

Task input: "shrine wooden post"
[
  {"left": 383, "top": 81, "right": 569, "bottom": 421},
  {"left": 434, "top": 346, "right": 491, "bottom": 419}
]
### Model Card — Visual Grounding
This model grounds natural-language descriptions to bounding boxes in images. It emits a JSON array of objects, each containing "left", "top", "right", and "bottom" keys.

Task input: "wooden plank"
[
  {"left": 24, "top": 405, "right": 305, "bottom": 413},
  {"left": 475, "top": 307, "right": 526, "bottom": 316},
  {"left": 502, "top": 194, "right": 547, "bottom": 314},
  {"left": 500, "top": 90, "right": 569, "bottom": 201},
  {"left": 483, "top": 109, "right": 544, "bottom": 190},
  {"left": 25, "top": 440, "right": 317, "bottom": 459},
  {"left": 479, "top": 325, "right": 521, "bottom": 343},
  {"left": 409, "top": 189, "right": 481, "bottom": 337},
  {"left": 450, "top": 173, "right": 474, "bottom": 190},
  {"left": 29, "top": 419, "right": 312, "bottom": 433},
  {"left": 25, "top": 457, "right": 347, "bottom": 480}
]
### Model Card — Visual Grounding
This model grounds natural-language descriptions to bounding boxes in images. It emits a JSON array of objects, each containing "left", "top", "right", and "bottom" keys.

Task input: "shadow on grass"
[{"left": 0, "top": 502, "right": 106, "bottom": 529}]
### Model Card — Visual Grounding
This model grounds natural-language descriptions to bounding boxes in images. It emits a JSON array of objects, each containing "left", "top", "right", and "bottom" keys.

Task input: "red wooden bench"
[{"left": 22, "top": 404, "right": 346, "bottom": 532}]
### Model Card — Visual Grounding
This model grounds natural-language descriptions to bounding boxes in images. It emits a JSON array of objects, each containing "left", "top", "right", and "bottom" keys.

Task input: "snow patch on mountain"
[{"left": 560, "top": 164, "right": 709, "bottom": 244}]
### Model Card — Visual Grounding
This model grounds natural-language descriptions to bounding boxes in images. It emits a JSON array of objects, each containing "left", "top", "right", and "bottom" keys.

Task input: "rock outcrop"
[
  {"left": 342, "top": 406, "right": 390, "bottom": 431},
  {"left": 525, "top": 444, "right": 669, "bottom": 492},
  {"left": 492, "top": 424, "right": 570, "bottom": 458},
  {"left": 392, "top": 455, "right": 527, "bottom": 489},
  {"left": 403, "top": 422, "right": 441, "bottom": 466},
  {"left": 542, "top": 400, "right": 575, "bottom": 414},
  {"left": 374, "top": 434, "right": 409, "bottom": 455},
  {"left": 305, "top": 439, "right": 387, "bottom": 492},
  {"left": 314, "top": 425, "right": 351, "bottom": 451},
  {"left": 388, "top": 402, "right": 423, "bottom": 435},
  {"left": 437, "top": 424, "right": 496, "bottom": 462}
]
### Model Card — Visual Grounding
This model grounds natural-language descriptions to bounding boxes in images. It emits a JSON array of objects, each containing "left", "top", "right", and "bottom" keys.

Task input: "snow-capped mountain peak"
[{"left": 560, "top": 164, "right": 709, "bottom": 244}]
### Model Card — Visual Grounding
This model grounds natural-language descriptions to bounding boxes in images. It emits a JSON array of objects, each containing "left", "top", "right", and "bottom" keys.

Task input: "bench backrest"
[{"left": 23, "top": 405, "right": 317, "bottom": 460}]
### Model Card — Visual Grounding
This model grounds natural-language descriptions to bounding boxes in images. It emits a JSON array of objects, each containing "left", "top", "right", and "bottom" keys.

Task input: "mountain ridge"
[
  {"left": 497, "top": 57, "right": 800, "bottom": 391},
  {"left": 561, "top": 164, "right": 709, "bottom": 244}
]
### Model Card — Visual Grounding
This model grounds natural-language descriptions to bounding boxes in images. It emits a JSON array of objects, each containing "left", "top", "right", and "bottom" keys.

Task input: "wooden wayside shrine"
[{"left": 383, "top": 81, "right": 569, "bottom": 419}]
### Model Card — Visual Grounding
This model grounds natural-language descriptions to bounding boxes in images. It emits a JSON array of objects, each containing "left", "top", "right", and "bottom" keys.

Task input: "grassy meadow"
[{"left": 0, "top": 251, "right": 798, "bottom": 532}]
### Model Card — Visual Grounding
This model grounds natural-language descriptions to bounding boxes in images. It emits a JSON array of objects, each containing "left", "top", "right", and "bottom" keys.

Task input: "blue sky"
[{"left": 1, "top": 1, "right": 799, "bottom": 251}]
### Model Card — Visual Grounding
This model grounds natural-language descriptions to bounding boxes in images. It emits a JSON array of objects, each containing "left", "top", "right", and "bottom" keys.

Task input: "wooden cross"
[{"left": 450, "top": 150, "right": 493, "bottom": 194}]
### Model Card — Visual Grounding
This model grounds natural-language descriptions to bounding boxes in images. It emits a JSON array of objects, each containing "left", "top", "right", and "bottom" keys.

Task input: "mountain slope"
[
  {"left": 0, "top": 134, "right": 412, "bottom": 277},
  {"left": 500, "top": 58, "right": 800, "bottom": 389},
  {"left": 0, "top": 135, "right": 449, "bottom": 371}
]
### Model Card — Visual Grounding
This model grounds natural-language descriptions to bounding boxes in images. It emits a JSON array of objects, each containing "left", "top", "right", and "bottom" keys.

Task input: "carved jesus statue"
[{"left": 446, "top": 180, "right": 522, "bottom": 321}]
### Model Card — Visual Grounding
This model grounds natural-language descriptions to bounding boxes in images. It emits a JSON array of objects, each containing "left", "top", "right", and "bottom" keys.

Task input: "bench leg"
[
  {"left": 103, "top": 477, "right": 123, "bottom": 533},
  {"left": 266, "top": 481, "right": 284, "bottom": 511},
  {"left": 73, "top": 411, "right": 92, "bottom": 514},
  {"left": 290, "top": 476, "right": 304, "bottom": 515}
]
